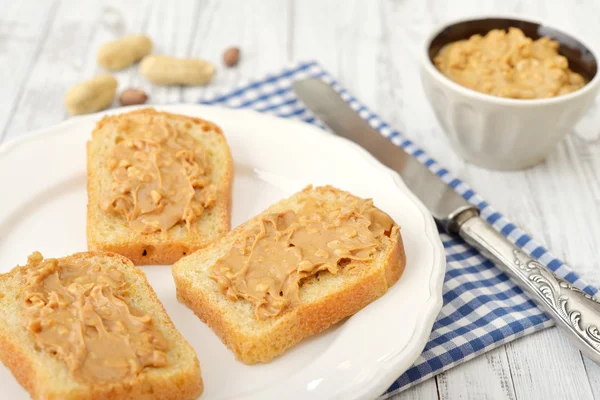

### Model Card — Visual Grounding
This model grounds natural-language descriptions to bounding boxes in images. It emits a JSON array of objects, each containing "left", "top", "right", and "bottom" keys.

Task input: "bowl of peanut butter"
[{"left": 420, "top": 17, "right": 600, "bottom": 170}]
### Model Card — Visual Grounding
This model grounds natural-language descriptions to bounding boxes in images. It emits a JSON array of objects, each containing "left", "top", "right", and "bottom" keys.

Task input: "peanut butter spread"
[
  {"left": 434, "top": 27, "right": 586, "bottom": 99},
  {"left": 21, "top": 252, "right": 168, "bottom": 383},
  {"left": 211, "top": 198, "right": 395, "bottom": 320},
  {"left": 100, "top": 118, "right": 216, "bottom": 234}
]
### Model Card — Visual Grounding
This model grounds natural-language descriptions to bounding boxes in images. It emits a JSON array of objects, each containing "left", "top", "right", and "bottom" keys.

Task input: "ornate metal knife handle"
[{"left": 457, "top": 214, "right": 600, "bottom": 364}]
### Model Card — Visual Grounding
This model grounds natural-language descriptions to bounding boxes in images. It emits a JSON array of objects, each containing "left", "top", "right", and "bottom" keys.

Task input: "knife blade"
[
  {"left": 293, "top": 78, "right": 474, "bottom": 231},
  {"left": 293, "top": 78, "right": 600, "bottom": 364}
]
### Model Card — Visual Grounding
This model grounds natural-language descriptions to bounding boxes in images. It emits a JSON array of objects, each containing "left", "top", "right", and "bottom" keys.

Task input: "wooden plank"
[
  {"left": 0, "top": 0, "right": 58, "bottom": 143},
  {"left": 131, "top": 0, "right": 201, "bottom": 105},
  {"left": 2, "top": 0, "right": 104, "bottom": 141},
  {"left": 389, "top": 378, "right": 439, "bottom": 400},
  {"left": 181, "top": 0, "right": 291, "bottom": 103},
  {"left": 506, "top": 329, "right": 594, "bottom": 399},
  {"left": 293, "top": 0, "right": 384, "bottom": 110},
  {"left": 2, "top": 0, "right": 291, "bottom": 135},
  {"left": 78, "top": 0, "right": 153, "bottom": 107},
  {"left": 379, "top": 0, "right": 466, "bottom": 173},
  {"left": 2, "top": 0, "right": 156, "bottom": 142},
  {"left": 582, "top": 357, "right": 600, "bottom": 400},
  {"left": 435, "top": 348, "right": 516, "bottom": 400}
]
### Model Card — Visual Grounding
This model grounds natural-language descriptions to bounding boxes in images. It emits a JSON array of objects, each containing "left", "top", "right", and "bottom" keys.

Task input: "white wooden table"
[{"left": 1, "top": 0, "right": 599, "bottom": 398}]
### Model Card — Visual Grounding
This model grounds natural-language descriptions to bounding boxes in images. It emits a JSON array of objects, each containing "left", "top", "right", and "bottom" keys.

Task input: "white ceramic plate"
[{"left": 0, "top": 104, "right": 445, "bottom": 400}]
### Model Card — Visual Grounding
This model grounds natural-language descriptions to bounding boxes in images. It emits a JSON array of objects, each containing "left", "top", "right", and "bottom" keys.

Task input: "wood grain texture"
[
  {"left": 180, "top": 0, "right": 290, "bottom": 103},
  {"left": 1, "top": 0, "right": 599, "bottom": 399},
  {"left": 506, "top": 329, "right": 594, "bottom": 400},
  {"left": 583, "top": 356, "right": 600, "bottom": 400},
  {"left": 293, "top": 0, "right": 384, "bottom": 110},
  {"left": 435, "top": 348, "right": 516, "bottom": 400},
  {"left": 84, "top": 0, "right": 153, "bottom": 106},
  {"left": 2, "top": 0, "right": 104, "bottom": 141},
  {"left": 0, "top": 0, "right": 58, "bottom": 141},
  {"left": 395, "top": 379, "right": 439, "bottom": 400}
]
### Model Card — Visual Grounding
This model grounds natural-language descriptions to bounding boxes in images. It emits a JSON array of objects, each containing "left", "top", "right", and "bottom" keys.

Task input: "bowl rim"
[{"left": 421, "top": 14, "right": 600, "bottom": 106}]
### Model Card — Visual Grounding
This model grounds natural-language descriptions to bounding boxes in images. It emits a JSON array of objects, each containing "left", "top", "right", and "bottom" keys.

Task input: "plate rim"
[{"left": 0, "top": 104, "right": 446, "bottom": 399}]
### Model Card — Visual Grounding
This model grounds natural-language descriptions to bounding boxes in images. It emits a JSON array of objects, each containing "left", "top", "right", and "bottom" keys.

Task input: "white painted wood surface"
[{"left": 0, "top": 0, "right": 599, "bottom": 398}]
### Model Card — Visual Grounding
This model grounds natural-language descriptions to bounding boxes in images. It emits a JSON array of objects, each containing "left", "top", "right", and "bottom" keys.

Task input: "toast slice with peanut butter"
[
  {"left": 172, "top": 185, "right": 406, "bottom": 364},
  {"left": 0, "top": 251, "right": 202, "bottom": 400},
  {"left": 87, "top": 108, "right": 233, "bottom": 265}
]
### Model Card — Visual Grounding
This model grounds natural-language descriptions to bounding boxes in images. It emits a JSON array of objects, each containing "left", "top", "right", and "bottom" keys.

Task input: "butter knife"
[{"left": 293, "top": 78, "right": 600, "bottom": 364}]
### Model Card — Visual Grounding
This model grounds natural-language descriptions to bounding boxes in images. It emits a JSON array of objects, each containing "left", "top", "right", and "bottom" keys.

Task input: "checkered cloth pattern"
[{"left": 198, "top": 61, "right": 597, "bottom": 397}]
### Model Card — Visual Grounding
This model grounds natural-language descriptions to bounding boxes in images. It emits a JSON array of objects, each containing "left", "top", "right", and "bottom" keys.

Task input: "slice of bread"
[
  {"left": 0, "top": 251, "right": 203, "bottom": 400},
  {"left": 172, "top": 185, "right": 406, "bottom": 364},
  {"left": 87, "top": 108, "right": 233, "bottom": 265}
]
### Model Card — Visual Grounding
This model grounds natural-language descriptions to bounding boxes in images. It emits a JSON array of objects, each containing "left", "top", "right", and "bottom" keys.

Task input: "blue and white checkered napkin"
[{"left": 198, "top": 61, "right": 598, "bottom": 396}]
